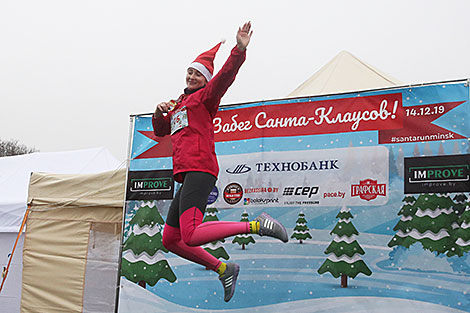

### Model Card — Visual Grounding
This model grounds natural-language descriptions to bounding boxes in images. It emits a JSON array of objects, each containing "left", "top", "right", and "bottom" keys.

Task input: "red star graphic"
[{"left": 135, "top": 131, "right": 172, "bottom": 159}]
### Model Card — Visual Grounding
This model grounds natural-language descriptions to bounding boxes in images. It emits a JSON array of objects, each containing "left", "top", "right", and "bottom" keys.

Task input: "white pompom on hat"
[{"left": 189, "top": 40, "right": 225, "bottom": 82}]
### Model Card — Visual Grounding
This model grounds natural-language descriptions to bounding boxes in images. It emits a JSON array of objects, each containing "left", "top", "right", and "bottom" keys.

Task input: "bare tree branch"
[{"left": 0, "top": 139, "right": 38, "bottom": 157}]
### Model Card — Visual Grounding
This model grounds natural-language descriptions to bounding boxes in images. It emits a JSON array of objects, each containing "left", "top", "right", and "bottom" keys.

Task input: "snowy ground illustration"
[
  {"left": 118, "top": 225, "right": 470, "bottom": 312},
  {"left": 118, "top": 277, "right": 466, "bottom": 313}
]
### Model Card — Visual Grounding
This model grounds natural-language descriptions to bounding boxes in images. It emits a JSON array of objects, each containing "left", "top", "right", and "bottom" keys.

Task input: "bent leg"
[
  {"left": 180, "top": 207, "right": 249, "bottom": 246},
  {"left": 162, "top": 224, "right": 220, "bottom": 271}
]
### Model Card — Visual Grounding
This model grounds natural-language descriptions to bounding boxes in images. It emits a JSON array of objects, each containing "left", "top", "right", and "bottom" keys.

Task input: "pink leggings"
[{"left": 162, "top": 172, "right": 250, "bottom": 271}]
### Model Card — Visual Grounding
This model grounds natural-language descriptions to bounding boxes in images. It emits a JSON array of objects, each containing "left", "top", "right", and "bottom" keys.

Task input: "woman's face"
[{"left": 186, "top": 67, "right": 207, "bottom": 90}]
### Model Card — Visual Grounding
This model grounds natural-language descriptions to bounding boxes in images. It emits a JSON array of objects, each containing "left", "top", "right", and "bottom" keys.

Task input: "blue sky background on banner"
[{"left": 130, "top": 82, "right": 469, "bottom": 171}]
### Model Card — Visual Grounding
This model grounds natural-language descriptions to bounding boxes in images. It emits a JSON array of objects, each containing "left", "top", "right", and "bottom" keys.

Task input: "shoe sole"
[{"left": 224, "top": 264, "right": 239, "bottom": 302}]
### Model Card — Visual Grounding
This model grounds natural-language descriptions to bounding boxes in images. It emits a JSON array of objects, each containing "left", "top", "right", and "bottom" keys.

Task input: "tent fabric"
[
  {"left": 288, "top": 50, "right": 402, "bottom": 97},
  {"left": 21, "top": 219, "right": 90, "bottom": 313},
  {"left": 0, "top": 147, "right": 122, "bottom": 232},
  {"left": 28, "top": 169, "right": 126, "bottom": 211},
  {"left": 0, "top": 148, "right": 122, "bottom": 313},
  {"left": 21, "top": 169, "right": 126, "bottom": 313}
]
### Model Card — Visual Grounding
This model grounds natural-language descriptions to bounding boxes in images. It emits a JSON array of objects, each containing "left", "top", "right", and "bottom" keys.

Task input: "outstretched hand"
[{"left": 236, "top": 21, "right": 253, "bottom": 51}]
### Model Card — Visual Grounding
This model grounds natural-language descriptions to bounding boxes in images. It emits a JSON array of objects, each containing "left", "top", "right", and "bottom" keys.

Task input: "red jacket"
[{"left": 152, "top": 46, "right": 246, "bottom": 183}]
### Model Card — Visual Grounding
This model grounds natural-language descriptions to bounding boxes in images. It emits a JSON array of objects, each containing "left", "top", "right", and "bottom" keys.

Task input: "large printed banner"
[{"left": 119, "top": 81, "right": 470, "bottom": 313}]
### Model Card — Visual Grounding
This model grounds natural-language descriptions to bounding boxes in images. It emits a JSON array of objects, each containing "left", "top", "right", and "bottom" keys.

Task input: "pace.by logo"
[
  {"left": 282, "top": 186, "right": 319, "bottom": 198},
  {"left": 351, "top": 179, "right": 386, "bottom": 201},
  {"left": 226, "top": 164, "right": 251, "bottom": 174},
  {"left": 223, "top": 183, "right": 243, "bottom": 205}
]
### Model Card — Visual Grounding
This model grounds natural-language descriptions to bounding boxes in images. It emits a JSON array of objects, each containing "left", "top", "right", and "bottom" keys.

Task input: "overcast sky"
[{"left": 1, "top": 0, "right": 469, "bottom": 162}]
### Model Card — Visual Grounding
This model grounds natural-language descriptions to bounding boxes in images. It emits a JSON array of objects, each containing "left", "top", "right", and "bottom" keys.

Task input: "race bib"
[{"left": 171, "top": 106, "right": 189, "bottom": 135}]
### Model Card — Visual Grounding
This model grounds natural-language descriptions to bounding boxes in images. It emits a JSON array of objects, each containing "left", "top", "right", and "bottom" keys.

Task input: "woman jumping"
[{"left": 152, "top": 22, "right": 288, "bottom": 302}]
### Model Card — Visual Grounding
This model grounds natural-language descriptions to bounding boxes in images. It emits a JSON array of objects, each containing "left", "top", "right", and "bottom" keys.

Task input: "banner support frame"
[{"left": 114, "top": 115, "right": 136, "bottom": 313}]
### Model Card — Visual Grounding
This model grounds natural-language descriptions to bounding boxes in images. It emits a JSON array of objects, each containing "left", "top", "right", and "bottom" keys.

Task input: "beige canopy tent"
[
  {"left": 21, "top": 168, "right": 126, "bottom": 313},
  {"left": 288, "top": 50, "right": 402, "bottom": 97}
]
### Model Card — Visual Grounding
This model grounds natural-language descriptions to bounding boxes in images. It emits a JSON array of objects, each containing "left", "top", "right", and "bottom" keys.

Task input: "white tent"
[
  {"left": 0, "top": 147, "right": 122, "bottom": 232},
  {"left": 288, "top": 50, "right": 402, "bottom": 97},
  {"left": 0, "top": 147, "right": 123, "bottom": 313}
]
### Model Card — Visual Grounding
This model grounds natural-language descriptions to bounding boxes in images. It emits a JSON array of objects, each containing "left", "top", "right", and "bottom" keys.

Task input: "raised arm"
[{"left": 201, "top": 22, "right": 253, "bottom": 116}]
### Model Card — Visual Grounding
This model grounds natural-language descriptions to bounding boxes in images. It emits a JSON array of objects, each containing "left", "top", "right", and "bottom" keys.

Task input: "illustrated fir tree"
[
  {"left": 388, "top": 195, "right": 418, "bottom": 249},
  {"left": 121, "top": 201, "right": 176, "bottom": 288},
  {"left": 396, "top": 146, "right": 404, "bottom": 178},
  {"left": 388, "top": 147, "right": 399, "bottom": 177},
  {"left": 448, "top": 202, "right": 470, "bottom": 257},
  {"left": 452, "top": 141, "right": 461, "bottom": 154},
  {"left": 291, "top": 211, "right": 312, "bottom": 244},
  {"left": 389, "top": 194, "right": 457, "bottom": 255},
  {"left": 438, "top": 142, "right": 445, "bottom": 155},
  {"left": 123, "top": 203, "right": 138, "bottom": 240},
  {"left": 317, "top": 206, "right": 372, "bottom": 288},
  {"left": 453, "top": 193, "right": 468, "bottom": 216},
  {"left": 413, "top": 143, "right": 420, "bottom": 157},
  {"left": 202, "top": 207, "right": 230, "bottom": 260},
  {"left": 423, "top": 142, "right": 432, "bottom": 156},
  {"left": 232, "top": 210, "right": 256, "bottom": 249}
]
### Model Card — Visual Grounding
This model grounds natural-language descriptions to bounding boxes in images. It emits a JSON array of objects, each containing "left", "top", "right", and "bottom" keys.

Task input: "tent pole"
[
  {"left": 114, "top": 115, "right": 135, "bottom": 313},
  {"left": 0, "top": 205, "right": 31, "bottom": 294}
]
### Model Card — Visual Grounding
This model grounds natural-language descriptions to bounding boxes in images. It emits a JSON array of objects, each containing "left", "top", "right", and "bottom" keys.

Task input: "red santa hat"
[{"left": 189, "top": 40, "right": 225, "bottom": 82}]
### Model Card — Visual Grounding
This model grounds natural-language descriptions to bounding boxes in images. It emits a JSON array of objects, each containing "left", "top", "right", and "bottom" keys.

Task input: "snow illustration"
[
  {"left": 317, "top": 206, "right": 372, "bottom": 287},
  {"left": 121, "top": 201, "right": 176, "bottom": 288},
  {"left": 232, "top": 210, "right": 255, "bottom": 249},
  {"left": 291, "top": 211, "right": 312, "bottom": 244},
  {"left": 202, "top": 207, "right": 230, "bottom": 260}
]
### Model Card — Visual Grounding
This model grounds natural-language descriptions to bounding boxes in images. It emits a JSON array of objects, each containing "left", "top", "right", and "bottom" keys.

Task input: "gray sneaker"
[
  {"left": 255, "top": 212, "right": 289, "bottom": 243},
  {"left": 218, "top": 263, "right": 239, "bottom": 302}
]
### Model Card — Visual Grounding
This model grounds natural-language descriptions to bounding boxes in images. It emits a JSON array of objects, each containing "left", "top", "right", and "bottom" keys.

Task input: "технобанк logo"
[
  {"left": 226, "top": 164, "right": 251, "bottom": 174},
  {"left": 351, "top": 179, "right": 386, "bottom": 201}
]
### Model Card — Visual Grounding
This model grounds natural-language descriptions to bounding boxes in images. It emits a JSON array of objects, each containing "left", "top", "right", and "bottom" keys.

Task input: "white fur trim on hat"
[{"left": 189, "top": 62, "right": 212, "bottom": 82}]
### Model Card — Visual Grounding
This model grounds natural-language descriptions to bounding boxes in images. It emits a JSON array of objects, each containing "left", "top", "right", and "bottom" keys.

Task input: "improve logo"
[
  {"left": 405, "top": 154, "right": 470, "bottom": 194},
  {"left": 126, "top": 169, "right": 174, "bottom": 201}
]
